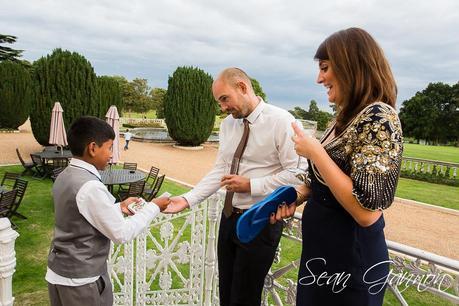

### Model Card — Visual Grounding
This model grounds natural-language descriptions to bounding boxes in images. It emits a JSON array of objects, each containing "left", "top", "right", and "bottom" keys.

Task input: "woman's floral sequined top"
[{"left": 311, "top": 102, "right": 403, "bottom": 211}]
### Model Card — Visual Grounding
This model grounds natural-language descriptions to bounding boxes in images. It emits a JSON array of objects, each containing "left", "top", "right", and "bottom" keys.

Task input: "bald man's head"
[
  {"left": 212, "top": 68, "right": 259, "bottom": 118},
  {"left": 214, "top": 67, "right": 254, "bottom": 93}
]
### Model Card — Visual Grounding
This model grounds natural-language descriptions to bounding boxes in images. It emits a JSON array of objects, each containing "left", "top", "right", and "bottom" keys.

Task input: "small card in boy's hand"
[
  {"left": 127, "top": 198, "right": 146, "bottom": 214},
  {"left": 158, "top": 192, "right": 171, "bottom": 198}
]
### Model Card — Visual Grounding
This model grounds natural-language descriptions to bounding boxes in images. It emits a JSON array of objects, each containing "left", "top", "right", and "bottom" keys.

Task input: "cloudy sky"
[{"left": 2, "top": 0, "right": 458, "bottom": 112}]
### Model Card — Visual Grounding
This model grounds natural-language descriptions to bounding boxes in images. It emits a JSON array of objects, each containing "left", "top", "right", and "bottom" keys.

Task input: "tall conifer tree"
[
  {"left": 31, "top": 49, "right": 98, "bottom": 145},
  {"left": 0, "top": 61, "right": 32, "bottom": 128},
  {"left": 164, "top": 66, "right": 215, "bottom": 146}
]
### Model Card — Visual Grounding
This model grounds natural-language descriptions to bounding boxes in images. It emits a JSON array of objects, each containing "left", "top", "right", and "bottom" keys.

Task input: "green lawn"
[
  {"left": 122, "top": 110, "right": 157, "bottom": 119},
  {"left": 1, "top": 164, "right": 456, "bottom": 305},
  {"left": 403, "top": 143, "right": 459, "bottom": 163},
  {"left": 0, "top": 165, "right": 188, "bottom": 305},
  {"left": 395, "top": 178, "right": 458, "bottom": 210}
]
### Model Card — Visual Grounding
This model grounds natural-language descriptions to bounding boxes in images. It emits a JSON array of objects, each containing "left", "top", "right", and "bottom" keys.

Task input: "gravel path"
[{"left": 1, "top": 121, "right": 457, "bottom": 260}]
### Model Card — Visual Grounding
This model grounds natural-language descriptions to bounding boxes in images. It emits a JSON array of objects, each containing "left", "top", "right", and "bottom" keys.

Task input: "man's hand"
[
  {"left": 221, "top": 175, "right": 251, "bottom": 193},
  {"left": 120, "top": 197, "right": 140, "bottom": 215},
  {"left": 163, "top": 196, "right": 190, "bottom": 214},
  {"left": 151, "top": 197, "right": 171, "bottom": 212}
]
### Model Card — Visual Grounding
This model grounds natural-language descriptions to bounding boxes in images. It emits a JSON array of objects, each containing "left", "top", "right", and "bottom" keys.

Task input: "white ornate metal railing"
[
  {"left": 0, "top": 192, "right": 457, "bottom": 305},
  {"left": 106, "top": 192, "right": 459, "bottom": 305},
  {"left": 109, "top": 196, "right": 213, "bottom": 305},
  {"left": 263, "top": 211, "right": 459, "bottom": 305}
]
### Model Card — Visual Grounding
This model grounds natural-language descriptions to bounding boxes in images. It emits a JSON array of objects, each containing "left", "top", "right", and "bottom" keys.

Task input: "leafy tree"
[
  {"left": 451, "top": 82, "right": 459, "bottom": 145},
  {"left": 308, "top": 100, "right": 320, "bottom": 119},
  {"left": 0, "top": 34, "right": 23, "bottom": 62},
  {"left": 289, "top": 100, "right": 334, "bottom": 130},
  {"left": 30, "top": 49, "right": 98, "bottom": 145},
  {"left": 289, "top": 106, "right": 308, "bottom": 119},
  {"left": 0, "top": 61, "right": 32, "bottom": 128},
  {"left": 112, "top": 76, "right": 133, "bottom": 114},
  {"left": 130, "top": 78, "right": 153, "bottom": 113},
  {"left": 165, "top": 66, "right": 215, "bottom": 146},
  {"left": 314, "top": 111, "right": 334, "bottom": 130},
  {"left": 399, "top": 82, "right": 458, "bottom": 144},
  {"left": 151, "top": 88, "right": 167, "bottom": 118},
  {"left": 250, "top": 77, "right": 267, "bottom": 101},
  {"left": 98, "top": 76, "right": 123, "bottom": 117},
  {"left": 115, "top": 77, "right": 153, "bottom": 114},
  {"left": 307, "top": 100, "right": 333, "bottom": 130}
]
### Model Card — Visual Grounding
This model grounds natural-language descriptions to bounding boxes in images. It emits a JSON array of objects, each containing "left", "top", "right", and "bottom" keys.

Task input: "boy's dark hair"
[{"left": 67, "top": 116, "right": 115, "bottom": 157}]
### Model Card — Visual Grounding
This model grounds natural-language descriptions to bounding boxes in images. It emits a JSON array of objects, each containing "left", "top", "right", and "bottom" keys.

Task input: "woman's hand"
[
  {"left": 269, "top": 202, "right": 297, "bottom": 224},
  {"left": 295, "top": 184, "right": 311, "bottom": 205},
  {"left": 291, "top": 122, "right": 323, "bottom": 161},
  {"left": 269, "top": 184, "right": 310, "bottom": 224}
]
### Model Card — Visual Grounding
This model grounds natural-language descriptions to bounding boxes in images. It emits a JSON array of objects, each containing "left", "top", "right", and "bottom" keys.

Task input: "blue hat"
[{"left": 236, "top": 186, "right": 297, "bottom": 243}]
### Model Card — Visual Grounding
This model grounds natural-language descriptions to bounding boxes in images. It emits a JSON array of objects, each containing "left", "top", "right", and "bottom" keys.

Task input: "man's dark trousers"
[{"left": 217, "top": 212, "right": 283, "bottom": 306}]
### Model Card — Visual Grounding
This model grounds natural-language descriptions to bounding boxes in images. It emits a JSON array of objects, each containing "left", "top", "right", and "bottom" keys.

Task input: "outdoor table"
[
  {"left": 34, "top": 150, "right": 73, "bottom": 161},
  {"left": 32, "top": 150, "right": 73, "bottom": 178},
  {"left": 99, "top": 168, "right": 146, "bottom": 194}
]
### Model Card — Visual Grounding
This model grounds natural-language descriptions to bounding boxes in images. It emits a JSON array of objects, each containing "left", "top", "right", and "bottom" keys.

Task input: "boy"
[
  {"left": 46, "top": 116, "right": 169, "bottom": 306},
  {"left": 124, "top": 129, "right": 132, "bottom": 150}
]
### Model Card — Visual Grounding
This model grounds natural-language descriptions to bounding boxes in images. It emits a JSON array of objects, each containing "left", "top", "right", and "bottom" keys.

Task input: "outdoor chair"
[
  {"left": 1, "top": 172, "right": 21, "bottom": 190},
  {"left": 51, "top": 157, "right": 69, "bottom": 170},
  {"left": 145, "top": 166, "right": 160, "bottom": 186},
  {"left": 0, "top": 189, "right": 18, "bottom": 228},
  {"left": 16, "top": 148, "right": 35, "bottom": 176},
  {"left": 30, "top": 154, "right": 48, "bottom": 179},
  {"left": 123, "top": 162, "right": 138, "bottom": 171},
  {"left": 51, "top": 167, "right": 65, "bottom": 182},
  {"left": 118, "top": 162, "right": 139, "bottom": 192},
  {"left": 118, "top": 180, "right": 146, "bottom": 201},
  {"left": 10, "top": 178, "right": 28, "bottom": 220},
  {"left": 145, "top": 174, "right": 165, "bottom": 202}
]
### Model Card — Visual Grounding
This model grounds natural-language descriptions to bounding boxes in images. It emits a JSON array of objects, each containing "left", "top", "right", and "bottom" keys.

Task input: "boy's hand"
[
  {"left": 120, "top": 197, "right": 140, "bottom": 215},
  {"left": 151, "top": 197, "right": 171, "bottom": 212}
]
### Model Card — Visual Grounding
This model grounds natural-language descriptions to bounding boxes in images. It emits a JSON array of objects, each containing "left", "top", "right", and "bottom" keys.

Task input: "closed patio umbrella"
[
  {"left": 105, "top": 105, "right": 120, "bottom": 164},
  {"left": 48, "top": 102, "right": 68, "bottom": 149}
]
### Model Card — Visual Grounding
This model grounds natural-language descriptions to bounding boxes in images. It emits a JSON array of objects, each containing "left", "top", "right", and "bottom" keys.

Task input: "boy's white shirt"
[
  {"left": 46, "top": 158, "right": 160, "bottom": 286},
  {"left": 124, "top": 132, "right": 133, "bottom": 140}
]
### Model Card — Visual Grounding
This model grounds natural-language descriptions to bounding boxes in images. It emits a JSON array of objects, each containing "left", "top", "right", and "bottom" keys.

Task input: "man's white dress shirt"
[{"left": 183, "top": 99, "right": 303, "bottom": 209}]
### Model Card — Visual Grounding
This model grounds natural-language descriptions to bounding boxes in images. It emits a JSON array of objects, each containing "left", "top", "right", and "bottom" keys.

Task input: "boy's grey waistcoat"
[{"left": 48, "top": 165, "right": 110, "bottom": 278}]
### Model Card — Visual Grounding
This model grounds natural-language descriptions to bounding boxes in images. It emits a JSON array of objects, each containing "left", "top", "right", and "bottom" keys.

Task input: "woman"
[{"left": 272, "top": 28, "right": 403, "bottom": 305}]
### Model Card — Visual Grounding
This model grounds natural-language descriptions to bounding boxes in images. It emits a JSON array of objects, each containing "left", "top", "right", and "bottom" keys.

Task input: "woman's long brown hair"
[{"left": 314, "top": 28, "right": 397, "bottom": 134}]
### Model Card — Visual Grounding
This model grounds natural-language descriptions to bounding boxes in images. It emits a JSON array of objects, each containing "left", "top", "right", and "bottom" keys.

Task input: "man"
[
  {"left": 165, "top": 68, "right": 301, "bottom": 305},
  {"left": 124, "top": 129, "right": 133, "bottom": 150}
]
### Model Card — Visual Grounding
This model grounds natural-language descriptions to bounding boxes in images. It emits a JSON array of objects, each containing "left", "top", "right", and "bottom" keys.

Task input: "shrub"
[
  {"left": 164, "top": 66, "right": 215, "bottom": 146},
  {"left": 30, "top": 49, "right": 99, "bottom": 145},
  {"left": 0, "top": 61, "right": 32, "bottom": 129},
  {"left": 98, "top": 76, "right": 123, "bottom": 117}
]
